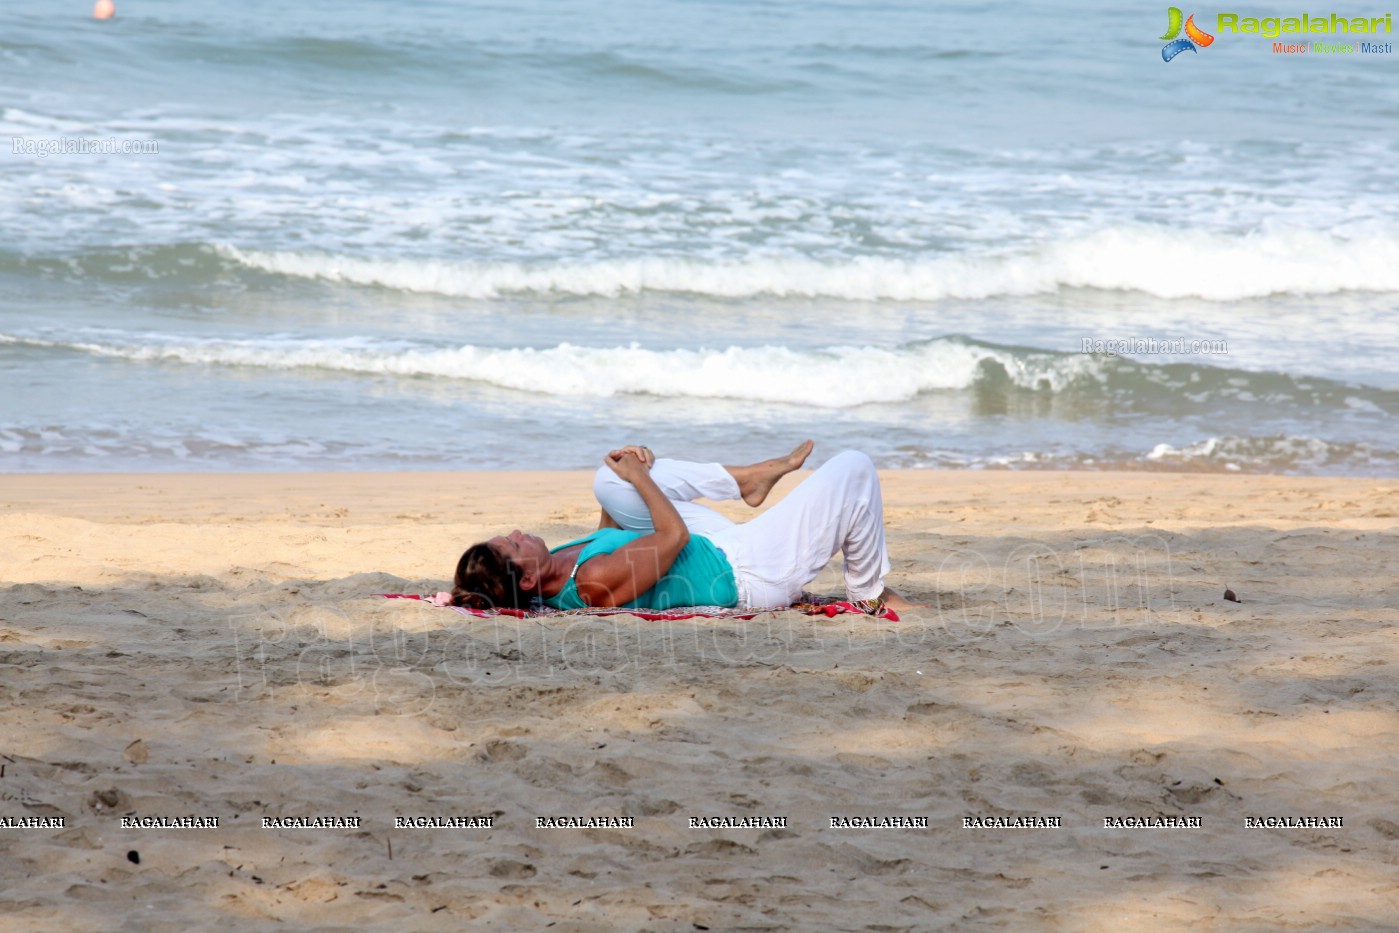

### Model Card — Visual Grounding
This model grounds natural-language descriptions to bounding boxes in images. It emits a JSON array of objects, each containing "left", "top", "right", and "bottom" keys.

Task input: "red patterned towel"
[{"left": 380, "top": 593, "right": 898, "bottom": 622}]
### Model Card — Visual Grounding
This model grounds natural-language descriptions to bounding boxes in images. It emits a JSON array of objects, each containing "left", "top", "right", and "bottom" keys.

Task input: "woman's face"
[{"left": 488, "top": 529, "right": 550, "bottom": 571}]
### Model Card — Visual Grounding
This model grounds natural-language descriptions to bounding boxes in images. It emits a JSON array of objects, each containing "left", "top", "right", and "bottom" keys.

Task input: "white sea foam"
[
  {"left": 1143, "top": 434, "right": 1383, "bottom": 470},
  {"left": 218, "top": 227, "right": 1399, "bottom": 302},
  {"left": 1, "top": 331, "right": 1099, "bottom": 407}
]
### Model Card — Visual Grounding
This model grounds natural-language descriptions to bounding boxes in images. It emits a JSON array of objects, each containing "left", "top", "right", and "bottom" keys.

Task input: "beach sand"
[{"left": 1, "top": 468, "right": 1397, "bottom": 931}]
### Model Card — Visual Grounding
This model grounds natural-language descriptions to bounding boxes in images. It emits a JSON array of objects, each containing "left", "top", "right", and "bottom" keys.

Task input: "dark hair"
[{"left": 452, "top": 541, "right": 531, "bottom": 610}]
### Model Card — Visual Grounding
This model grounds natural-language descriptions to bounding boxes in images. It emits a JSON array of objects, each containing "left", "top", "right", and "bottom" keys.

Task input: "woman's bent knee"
[{"left": 828, "top": 449, "right": 876, "bottom": 475}]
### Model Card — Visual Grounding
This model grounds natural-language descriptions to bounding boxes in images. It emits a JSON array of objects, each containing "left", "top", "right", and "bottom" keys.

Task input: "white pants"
[{"left": 592, "top": 451, "right": 893, "bottom": 608}]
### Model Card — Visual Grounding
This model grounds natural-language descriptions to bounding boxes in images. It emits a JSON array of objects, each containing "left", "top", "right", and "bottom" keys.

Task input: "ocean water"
[{"left": 2, "top": 0, "right": 1397, "bottom": 474}]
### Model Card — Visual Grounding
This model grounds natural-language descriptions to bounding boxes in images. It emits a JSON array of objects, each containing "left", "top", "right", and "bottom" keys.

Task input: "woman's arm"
[{"left": 575, "top": 450, "right": 690, "bottom": 607}]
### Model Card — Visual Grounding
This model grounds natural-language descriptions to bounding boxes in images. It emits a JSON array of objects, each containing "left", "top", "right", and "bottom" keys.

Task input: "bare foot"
[
  {"left": 877, "top": 587, "right": 923, "bottom": 611},
  {"left": 730, "top": 440, "right": 814, "bottom": 507}
]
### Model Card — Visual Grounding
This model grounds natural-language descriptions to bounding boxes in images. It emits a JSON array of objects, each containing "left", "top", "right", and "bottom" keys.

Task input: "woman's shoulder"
[{"left": 551, "top": 528, "right": 641, "bottom": 558}]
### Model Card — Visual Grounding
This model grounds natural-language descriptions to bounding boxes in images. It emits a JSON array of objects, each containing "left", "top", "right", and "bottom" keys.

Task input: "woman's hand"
[
  {"left": 605, "top": 446, "right": 654, "bottom": 484},
  {"left": 608, "top": 445, "right": 655, "bottom": 468}
]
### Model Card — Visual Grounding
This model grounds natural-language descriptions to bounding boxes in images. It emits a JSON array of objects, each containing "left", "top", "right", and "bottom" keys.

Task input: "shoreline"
[{"left": 4, "top": 464, "right": 1392, "bottom": 512}]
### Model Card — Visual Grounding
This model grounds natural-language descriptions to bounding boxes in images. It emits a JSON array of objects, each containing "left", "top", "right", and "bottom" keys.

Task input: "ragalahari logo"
[{"left": 1161, "top": 7, "right": 1215, "bottom": 60}]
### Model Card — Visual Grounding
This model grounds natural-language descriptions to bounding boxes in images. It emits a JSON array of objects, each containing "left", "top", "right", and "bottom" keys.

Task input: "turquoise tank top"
[{"left": 543, "top": 529, "right": 738, "bottom": 610}]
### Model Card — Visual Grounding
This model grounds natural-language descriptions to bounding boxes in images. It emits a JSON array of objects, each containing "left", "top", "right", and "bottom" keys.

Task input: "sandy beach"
[{"left": 2, "top": 467, "right": 1397, "bottom": 931}]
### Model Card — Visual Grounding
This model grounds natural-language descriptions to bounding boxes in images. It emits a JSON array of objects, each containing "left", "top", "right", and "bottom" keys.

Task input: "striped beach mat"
[{"left": 380, "top": 593, "right": 898, "bottom": 622}]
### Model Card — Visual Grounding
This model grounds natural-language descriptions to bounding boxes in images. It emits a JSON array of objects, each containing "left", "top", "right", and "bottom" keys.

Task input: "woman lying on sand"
[{"left": 451, "top": 442, "right": 914, "bottom": 613}]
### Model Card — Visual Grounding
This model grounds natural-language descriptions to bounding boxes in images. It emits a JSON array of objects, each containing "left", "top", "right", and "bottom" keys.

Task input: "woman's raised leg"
[
  {"left": 709, "top": 450, "right": 895, "bottom": 608},
  {"left": 592, "top": 441, "right": 814, "bottom": 538},
  {"left": 593, "top": 459, "right": 739, "bottom": 537}
]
